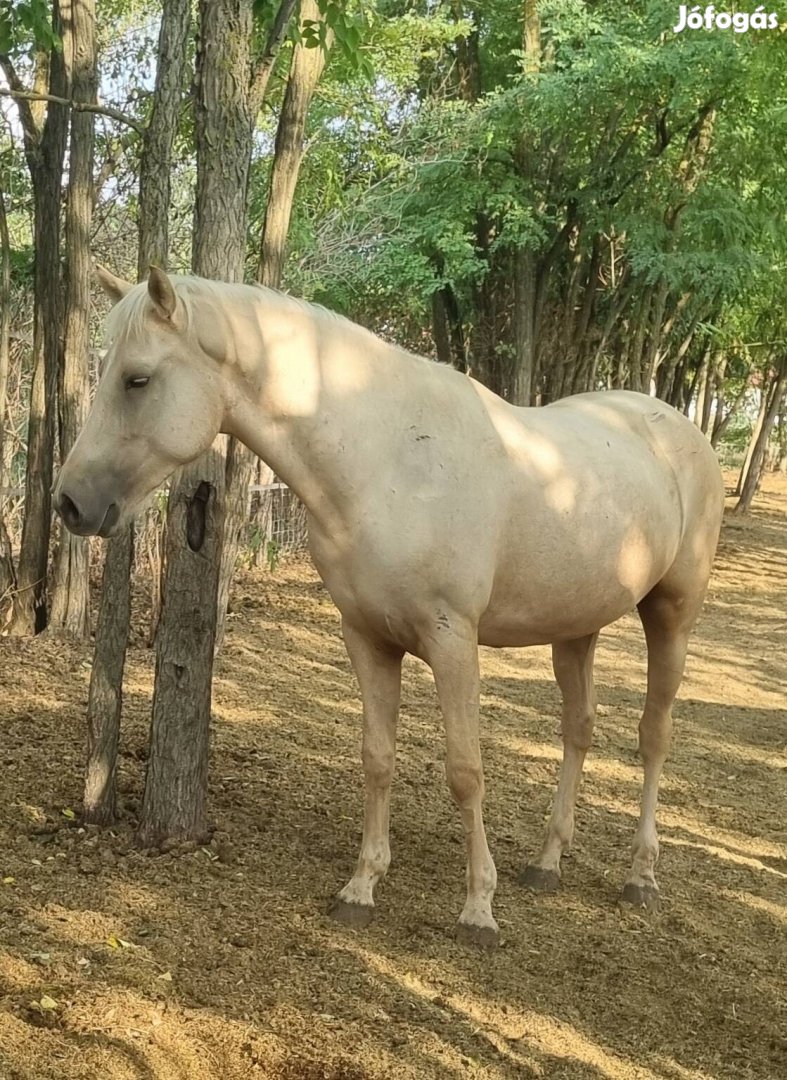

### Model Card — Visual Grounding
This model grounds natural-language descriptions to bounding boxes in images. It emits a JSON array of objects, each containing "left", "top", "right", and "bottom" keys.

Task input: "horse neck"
[{"left": 221, "top": 293, "right": 400, "bottom": 528}]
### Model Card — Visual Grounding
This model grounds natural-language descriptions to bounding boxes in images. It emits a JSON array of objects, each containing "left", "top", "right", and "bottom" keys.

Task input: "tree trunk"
[
  {"left": 626, "top": 287, "right": 651, "bottom": 393},
  {"left": 734, "top": 361, "right": 787, "bottom": 514},
  {"left": 0, "top": 186, "right": 9, "bottom": 477},
  {"left": 7, "top": 5, "right": 69, "bottom": 635},
  {"left": 430, "top": 274, "right": 466, "bottom": 370},
  {"left": 735, "top": 380, "right": 769, "bottom": 496},
  {"left": 83, "top": 526, "right": 133, "bottom": 823},
  {"left": 777, "top": 399, "right": 787, "bottom": 473},
  {"left": 712, "top": 377, "right": 747, "bottom": 450},
  {"left": 0, "top": 185, "right": 14, "bottom": 611},
  {"left": 138, "top": 0, "right": 192, "bottom": 273},
  {"left": 512, "top": 248, "right": 536, "bottom": 405},
  {"left": 49, "top": 0, "right": 96, "bottom": 639},
  {"left": 138, "top": 0, "right": 254, "bottom": 847},
  {"left": 698, "top": 346, "right": 715, "bottom": 434},
  {"left": 217, "top": 0, "right": 331, "bottom": 649},
  {"left": 256, "top": 0, "right": 331, "bottom": 287},
  {"left": 431, "top": 289, "right": 452, "bottom": 366},
  {"left": 82, "top": 0, "right": 192, "bottom": 825},
  {"left": 142, "top": 468, "right": 226, "bottom": 844}
]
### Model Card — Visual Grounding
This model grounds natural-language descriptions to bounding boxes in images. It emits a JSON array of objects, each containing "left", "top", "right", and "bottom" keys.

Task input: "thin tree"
[
  {"left": 734, "top": 357, "right": 787, "bottom": 515},
  {"left": 1, "top": 1, "right": 70, "bottom": 635},
  {"left": 48, "top": 0, "right": 96, "bottom": 638},
  {"left": 257, "top": 0, "right": 332, "bottom": 289},
  {"left": 82, "top": 0, "right": 193, "bottom": 825},
  {"left": 0, "top": 183, "right": 14, "bottom": 607},
  {"left": 215, "top": 0, "right": 333, "bottom": 643},
  {"left": 138, "top": 0, "right": 296, "bottom": 846}
]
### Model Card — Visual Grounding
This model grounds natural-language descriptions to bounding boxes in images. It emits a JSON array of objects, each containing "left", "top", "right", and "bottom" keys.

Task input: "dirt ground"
[{"left": 0, "top": 473, "right": 785, "bottom": 1080}]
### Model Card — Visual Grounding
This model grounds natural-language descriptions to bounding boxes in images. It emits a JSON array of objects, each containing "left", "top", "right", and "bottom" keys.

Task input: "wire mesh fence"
[
  {"left": 129, "top": 479, "right": 308, "bottom": 579},
  {"left": 1, "top": 479, "right": 308, "bottom": 579},
  {"left": 243, "top": 482, "right": 309, "bottom": 569}
]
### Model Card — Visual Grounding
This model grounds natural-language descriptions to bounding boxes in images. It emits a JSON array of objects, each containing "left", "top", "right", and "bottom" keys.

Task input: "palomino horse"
[{"left": 55, "top": 268, "right": 725, "bottom": 947}]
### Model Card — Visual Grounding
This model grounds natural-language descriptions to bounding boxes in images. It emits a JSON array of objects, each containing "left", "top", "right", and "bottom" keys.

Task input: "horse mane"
[{"left": 104, "top": 274, "right": 353, "bottom": 344}]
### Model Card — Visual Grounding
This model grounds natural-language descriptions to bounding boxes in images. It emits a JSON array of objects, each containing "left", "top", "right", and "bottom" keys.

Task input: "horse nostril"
[{"left": 58, "top": 493, "right": 83, "bottom": 532}]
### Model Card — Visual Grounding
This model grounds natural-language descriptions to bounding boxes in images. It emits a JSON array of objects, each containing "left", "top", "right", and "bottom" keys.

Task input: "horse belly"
[
  {"left": 479, "top": 487, "right": 683, "bottom": 646},
  {"left": 478, "top": 580, "right": 649, "bottom": 647}
]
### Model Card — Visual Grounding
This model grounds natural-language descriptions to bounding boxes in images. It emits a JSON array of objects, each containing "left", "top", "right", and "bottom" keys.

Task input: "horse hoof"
[
  {"left": 455, "top": 921, "right": 499, "bottom": 950},
  {"left": 519, "top": 865, "right": 560, "bottom": 894},
  {"left": 620, "top": 882, "right": 660, "bottom": 911},
  {"left": 327, "top": 898, "right": 375, "bottom": 928}
]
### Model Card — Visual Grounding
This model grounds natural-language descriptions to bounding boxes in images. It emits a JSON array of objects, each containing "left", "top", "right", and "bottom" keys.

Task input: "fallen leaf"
[
  {"left": 157, "top": 971, "right": 172, "bottom": 982},
  {"left": 2, "top": 876, "right": 14, "bottom": 885},
  {"left": 39, "top": 995, "right": 59, "bottom": 1011},
  {"left": 61, "top": 808, "right": 76, "bottom": 820},
  {"left": 106, "top": 934, "right": 120, "bottom": 949}
]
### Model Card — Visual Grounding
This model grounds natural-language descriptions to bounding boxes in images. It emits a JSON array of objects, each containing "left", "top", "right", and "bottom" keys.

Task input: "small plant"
[{"left": 266, "top": 539, "right": 281, "bottom": 573}]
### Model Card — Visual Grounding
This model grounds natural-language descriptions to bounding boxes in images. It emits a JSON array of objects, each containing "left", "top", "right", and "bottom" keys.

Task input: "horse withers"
[{"left": 54, "top": 267, "right": 725, "bottom": 947}]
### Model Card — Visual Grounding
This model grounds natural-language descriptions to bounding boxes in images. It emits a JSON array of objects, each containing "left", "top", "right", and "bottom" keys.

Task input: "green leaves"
[{"left": 0, "top": 0, "right": 59, "bottom": 55}]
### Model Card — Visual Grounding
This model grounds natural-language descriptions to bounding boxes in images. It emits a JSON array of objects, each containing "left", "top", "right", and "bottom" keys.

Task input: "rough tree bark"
[
  {"left": 82, "top": 0, "right": 192, "bottom": 825},
  {"left": 138, "top": 0, "right": 303, "bottom": 844},
  {"left": 0, "top": 184, "right": 14, "bottom": 608},
  {"left": 430, "top": 283, "right": 466, "bottom": 370},
  {"left": 216, "top": 0, "right": 324, "bottom": 650},
  {"left": 257, "top": 0, "right": 332, "bottom": 287},
  {"left": 48, "top": 0, "right": 96, "bottom": 639},
  {"left": 214, "top": 0, "right": 331, "bottom": 643},
  {"left": 2, "top": 5, "right": 70, "bottom": 635},
  {"left": 512, "top": 1, "right": 539, "bottom": 405},
  {"left": 216, "top": 1, "right": 333, "bottom": 648},
  {"left": 735, "top": 376, "right": 769, "bottom": 497},
  {"left": 138, "top": 0, "right": 255, "bottom": 846}
]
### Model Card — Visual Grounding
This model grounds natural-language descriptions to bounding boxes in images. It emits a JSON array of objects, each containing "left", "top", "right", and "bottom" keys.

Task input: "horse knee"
[
  {"left": 638, "top": 710, "right": 672, "bottom": 762},
  {"left": 446, "top": 760, "right": 484, "bottom": 807},
  {"left": 562, "top": 708, "right": 595, "bottom": 752},
  {"left": 362, "top": 745, "right": 395, "bottom": 789}
]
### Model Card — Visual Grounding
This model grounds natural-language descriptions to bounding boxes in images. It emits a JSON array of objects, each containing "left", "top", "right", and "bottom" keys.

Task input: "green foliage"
[
  {"left": 274, "top": 0, "right": 786, "bottom": 404},
  {"left": 0, "top": 0, "right": 58, "bottom": 54},
  {"left": 0, "top": 0, "right": 59, "bottom": 53}
]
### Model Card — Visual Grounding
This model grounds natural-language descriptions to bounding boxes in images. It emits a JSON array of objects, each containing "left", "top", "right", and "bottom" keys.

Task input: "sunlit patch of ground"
[{"left": 0, "top": 473, "right": 785, "bottom": 1078}]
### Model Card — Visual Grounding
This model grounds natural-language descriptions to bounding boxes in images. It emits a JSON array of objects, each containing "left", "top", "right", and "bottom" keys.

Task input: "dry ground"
[{"left": 0, "top": 474, "right": 785, "bottom": 1080}]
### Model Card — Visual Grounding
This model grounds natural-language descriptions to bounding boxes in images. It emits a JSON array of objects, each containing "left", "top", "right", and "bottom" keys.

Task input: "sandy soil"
[{"left": 0, "top": 474, "right": 785, "bottom": 1080}]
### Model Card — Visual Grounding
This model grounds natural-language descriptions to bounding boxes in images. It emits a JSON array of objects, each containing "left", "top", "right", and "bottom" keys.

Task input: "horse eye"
[{"left": 125, "top": 376, "right": 150, "bottom": 390}]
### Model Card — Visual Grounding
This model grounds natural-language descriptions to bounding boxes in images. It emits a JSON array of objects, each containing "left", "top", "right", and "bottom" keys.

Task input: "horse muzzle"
[{"left": 53, "top": 486, "right": 122, "bottom": 538}]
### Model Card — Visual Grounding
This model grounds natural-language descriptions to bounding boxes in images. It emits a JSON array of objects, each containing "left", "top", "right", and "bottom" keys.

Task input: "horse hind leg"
[
  {"left": 623, "top": 576, "right": 707, "bottom": 910},
  {"left": 521, "top": 632, "right": 599, "bottom": 893}
]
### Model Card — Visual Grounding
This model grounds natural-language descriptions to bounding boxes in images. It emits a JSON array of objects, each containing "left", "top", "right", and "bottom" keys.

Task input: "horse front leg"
[
  {"left": 329, "top": 620, "right": 403, "bottom": 927},
  {"left": 521, "top": 633, "right": 598, "bottom": 893},
  {"left": 426, "top": 623, "right": 499, "bottom": 949}
]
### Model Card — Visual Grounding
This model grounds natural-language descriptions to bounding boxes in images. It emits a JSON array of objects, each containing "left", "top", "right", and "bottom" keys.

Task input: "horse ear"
[
  {"left": 95, "top": 264, "right": 133, "bottom": 305},
  {"left": 147, "top": 265, "right": 178, "bottom": 321}
]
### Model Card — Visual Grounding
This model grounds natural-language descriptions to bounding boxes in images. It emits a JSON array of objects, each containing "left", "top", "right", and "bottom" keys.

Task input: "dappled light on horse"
[{"left": 54, "top": 268, "right": 725, "bottom": 946}]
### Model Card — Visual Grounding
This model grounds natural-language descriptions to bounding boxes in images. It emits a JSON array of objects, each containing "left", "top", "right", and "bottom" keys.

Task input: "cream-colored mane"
[{"left": 105, "top": 275, "right": 351, "bottom": 346}]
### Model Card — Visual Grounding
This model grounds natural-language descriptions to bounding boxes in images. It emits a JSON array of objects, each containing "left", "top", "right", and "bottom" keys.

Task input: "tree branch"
[
  {"left": 249, "top": 0, "right": 298, "bottom": 116},
  {"left": 0, "top": 87, "right": 143, "bottom": 134}
]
